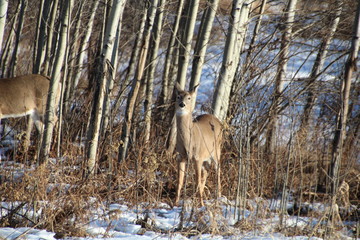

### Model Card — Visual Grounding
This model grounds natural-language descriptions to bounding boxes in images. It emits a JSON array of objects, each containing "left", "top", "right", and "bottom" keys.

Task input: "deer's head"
[{"left": 175, "top": 83, "right": 199, "bottom": 116}]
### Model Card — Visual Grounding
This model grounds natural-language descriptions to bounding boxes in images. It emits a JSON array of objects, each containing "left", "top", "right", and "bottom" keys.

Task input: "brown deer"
[
  {"left": 0, "top": 74, "right": 58, "bottom": 148},
  {"left": 175, "top": 83, "right": 222, "bottom": 206}
]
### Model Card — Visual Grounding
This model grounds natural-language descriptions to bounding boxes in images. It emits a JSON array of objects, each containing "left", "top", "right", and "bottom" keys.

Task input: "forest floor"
[{"left": 0, "top": 159, "right": 358, "bottom": 240}]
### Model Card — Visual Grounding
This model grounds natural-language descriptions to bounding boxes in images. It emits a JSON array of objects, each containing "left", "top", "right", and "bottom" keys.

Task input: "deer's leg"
[
  {"left": 24, "top": 116, "right": 34, "bottom": 151},
  {"left": 194, "top": 160, "right": 204, "bottom": 206},
  {"left": 175, "top": 159, "right": 186, "bottom": 205},
  {"left": 216, "top": 160, "right": 221, "bottom": 198},
  {"left": 200, "top": 166, "right": 208, "bottom": 201},
  {"left": 31, "top": 110, "right": 43, "bottom": 134}
]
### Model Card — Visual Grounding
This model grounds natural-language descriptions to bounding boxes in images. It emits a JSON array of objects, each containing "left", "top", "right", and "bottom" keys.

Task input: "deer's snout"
[{"left": 179, "top": 102, "right": 185, "bottom": 108}]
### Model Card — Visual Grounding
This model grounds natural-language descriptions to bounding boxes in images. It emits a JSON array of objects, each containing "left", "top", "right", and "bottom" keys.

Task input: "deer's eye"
[
  {"left": 187, "top": 97, "right": 191, "bottom": 100},
  {"left": 177, "top": 96, "right": 181, "bottom": 99}
]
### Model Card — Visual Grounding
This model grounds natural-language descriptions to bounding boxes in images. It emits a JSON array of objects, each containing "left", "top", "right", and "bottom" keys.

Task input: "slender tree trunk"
[
  {"left": 189, "top": 0, "right": 220, "bottom": 109},
  {"left": 102, "top": 15, "right": 123, "bottom": 137},
  {"left": 69, "top": 0, "right": 99, "bottom": 100},
  {"left": 265, "top": 0, "right": 297, "bottom": 162},
  {"left": 44, "top": 0, "right": 60, "bottom": 75},
  {"left": 298, "top": 1, "right": 342, "bottom": 138},
  {"left": 33, "top": 0, "right": 51, "bottom": 74},
  {"left": 166, "top": 0, "right": 200, "bottom": 154},
  {"left": 39, "top": 0, "right": 72, "bottom": 165},
  {"left": 118, "top": 0, "right": 158, "bottom": 162},
  {"left": 86, "top": 0, "right": 127, "bottom": 176},
  {"left": 144, "top": 0, "right": 165, "bottom": 143},
  {"left": 64, "top": 0, "right": 86, "bottom": 114},
  {"left": 158, "top": 0, "right": 184, "bottom": 109},
  {"left": 177, "top": 0, "right": 200, "bottom": 88},
  {"left": 212, "top": 0, "right": 251, "bottom": 121},
  {"left": 329, "top": 0, "right": 360, "bottom": 196},
  {"left": 0, "top": 0, "right": 9, "bottom": 54},
  {"left": 8, "top": 0, "right": 27, "bottom": 77},
  {"left": 112, "top": 6, "right": 147, "bottom": 117}
]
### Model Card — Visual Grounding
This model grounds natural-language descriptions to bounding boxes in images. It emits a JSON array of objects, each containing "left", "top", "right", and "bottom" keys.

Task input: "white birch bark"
[
  {"left": 39, "top": 0, "right": 73, "bottom": 164},
  {"left": 44, "top": 0, "right": 60, "bottom": 75},
  {"left": 265, "top": 0, "right": 297, "bottom": 158},
  {"left": 330, "top": 0, "right": 360, "bottom": 195},
  {"left": 212, "top": 0, "right": 251, "bottom": 121},
  {"left": 118, "top": 0, "right": 158, "bottom": 162},
  {"left": 0, "top": 0, "right": 8, "bottom": 54},
  {"left": 86, "top": 0, "right": 127, "bottom": 175},
  {"left": 189, "top": 0, "right": 220, "bottom": 109},
  {"left": 144, "top": 0, "right": 165, "bottom": 143},
  {"left": 33, "top": 0, "right": 52, "bottom": 74},
  {"left": 9, "top": 0, "right": 27, "bottom": 77},
  {"left": 299, "top": 1, "right": 342, "bottom": 135},
  {"left": 177, "top": 0, "right": 200, "bottom": 88},
  {"left": 71, "top": 0, "right": 99, "bottom": 96},
  {"left": 160, "top": 0, "right": 184, "bottom": 105}
]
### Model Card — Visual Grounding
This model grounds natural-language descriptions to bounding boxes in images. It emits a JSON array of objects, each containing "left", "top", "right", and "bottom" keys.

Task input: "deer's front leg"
[
  {"left": 175, "top": 158, "right": 186, "bottom": 205},
  {"left": 194, "top": 159, "right": 205, "bottom": 206}
]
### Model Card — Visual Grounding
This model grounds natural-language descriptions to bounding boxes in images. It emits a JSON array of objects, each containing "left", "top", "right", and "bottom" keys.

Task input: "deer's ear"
[
  {"left": 190, "top": 84, "right": 199, "bottom": 94},
  {"left": 175, "top": 82, "right": 184, "bottom": 93}
]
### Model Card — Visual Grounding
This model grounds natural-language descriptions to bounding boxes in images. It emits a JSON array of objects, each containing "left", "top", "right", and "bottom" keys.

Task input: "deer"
[
  {"left": 174, "top": 83, "right": 222, "bottom": 206},
  {"left": 0, "top": 74, "right": 58, "bottom": 149}
]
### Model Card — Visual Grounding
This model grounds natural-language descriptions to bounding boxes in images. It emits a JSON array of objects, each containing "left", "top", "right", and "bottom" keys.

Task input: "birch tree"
[
  {"left": 0, "top": 0, "right": 8, "bottom": 54},
  {"left": 166, "top": 0, "right": 200, "bottom": 153},
  {"left": 118, "top": 0, "right": 158, "bottom": 163},
  {"left": 265, "top": 0, "right": 297, "bottom": 161},
  {"left": 144, "top": 0, "right": 165, "bottom": 143},
  {"left": 33, "top": 0, "right": 51, "bottom": 74},
  {"left": 189, "top": 0, "right": 220, "bottom": 109},
  {"left": 86, "top": 0, "right": 127, "bottom": 176},
  {"left": 8, "top": 0, "right": 27, "bottom": 77},
  {"left": 329, "top": 0, "right": 360, "bottom": 196},
  {"left": 212, "top": 0, "right": 251, "bottom": 121},
  {"left": 39, "top": 0, "right": 72, "bottom": 165},
  {"left": 298, "top": 1, "right": 342, "bottom": 138}
]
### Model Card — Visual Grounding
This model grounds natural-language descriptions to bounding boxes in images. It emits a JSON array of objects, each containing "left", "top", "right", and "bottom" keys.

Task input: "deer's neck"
[{"left": 176, "top": 113, "right": 196, "bottom": 146}]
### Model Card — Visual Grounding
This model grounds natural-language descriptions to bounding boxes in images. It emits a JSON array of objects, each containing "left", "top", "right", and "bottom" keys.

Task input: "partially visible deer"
[
  {"left": 0, "top": 74, "right": 58, "bottom": 148},
  {"left": 175, "top": 83, "right": 222, "bottom": 206}
]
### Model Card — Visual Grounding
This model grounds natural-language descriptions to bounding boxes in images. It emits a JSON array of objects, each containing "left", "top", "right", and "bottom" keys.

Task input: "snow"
[{"left": 1, "top": 197, "right": 357, "bottom": 240}]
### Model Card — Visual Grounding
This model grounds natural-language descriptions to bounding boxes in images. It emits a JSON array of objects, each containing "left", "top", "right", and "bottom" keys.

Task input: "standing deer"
[
  {"left": 175, "top": 83, "right": 222, "bottom": 206},
  {"left": 0, "top": 74, "right": 57, "bottom": 148}
]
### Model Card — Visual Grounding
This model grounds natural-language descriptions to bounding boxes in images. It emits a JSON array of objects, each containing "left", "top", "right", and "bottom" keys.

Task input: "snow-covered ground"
[{"left": 0, "top": 195, "right": 358, "bottom": 240}]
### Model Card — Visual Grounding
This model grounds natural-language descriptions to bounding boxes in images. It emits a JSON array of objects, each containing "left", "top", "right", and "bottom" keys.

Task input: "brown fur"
[
  {"left": 175, "top": 83, "right": 222, "bottom": 206},
  {"left": 0, "top": 74, "right": 59, "bottom": 147}
]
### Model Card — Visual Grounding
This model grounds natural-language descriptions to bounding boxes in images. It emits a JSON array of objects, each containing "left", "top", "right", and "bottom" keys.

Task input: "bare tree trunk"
[
  {"left": 112, "top": 6, "right": 147, "bottom": 117},
  {"left": 118, "top": 0, "right": 158, "bottom": 163},
  {"left": 166, "top": 0, "right": 200, "bottom": 154},
  {"left": 265, "top": 0, "right": 297, "bottom": 162},
  {"left": 189, "top": 0, "right": 220, "bottom": 109},
  {"left": 298, "top": 1, "right": 342, "bottom": 138},
  {"left": 212, "top": 0, "right": 251, "bottom": 121},
  {"left": 0, "top": 0, "right": 8, "bottom": 54},
  {"left": 33, "top": 0, "right": 51, "bottom": 74},
  {"left": 329, "top": 0, "right": 360, "bottom": 196},
  {"left": 64, "top": 0, "right": 86, "bottom": 115},
  {"left": 177, "top": 0, "right": 199, "bottom": 88},
  {"left": 158, "top": 0, "right": 184, "bottom": 109},
  {"left": 144, "top": 0, "right": 165, "bottom": 143},
  {"left": 69, "top": 0, "right": 99, "bottom": 102},
  {"left": 39, "top": 0, "right": 72, "bottom": 165},
  {"left": 44, "top": 0, "right": 60, "bottom": 75},
  {"left": 86, "top": 0, "right": 127, "bottom": 176},
  {"left": 8, "top": 0, "right": 27, "bottom": 77}
]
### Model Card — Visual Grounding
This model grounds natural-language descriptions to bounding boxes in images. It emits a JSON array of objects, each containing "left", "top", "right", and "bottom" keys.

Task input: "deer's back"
[
  {"left": 0, "top": 74, "right": 50, "bottom": 116},
  {"left": 193, "top": 114, "right": 222, "bottom": 160}
]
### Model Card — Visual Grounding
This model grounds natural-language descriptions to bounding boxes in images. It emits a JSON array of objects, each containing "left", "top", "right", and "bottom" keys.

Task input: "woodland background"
[{"left": 0, "top": 0, "right": 359, "bottom": 238}]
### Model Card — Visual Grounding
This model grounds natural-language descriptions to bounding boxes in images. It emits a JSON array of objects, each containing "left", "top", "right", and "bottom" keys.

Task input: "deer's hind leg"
[{"left": 175, "top": 158, "right": 186, "bottom": 205}]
